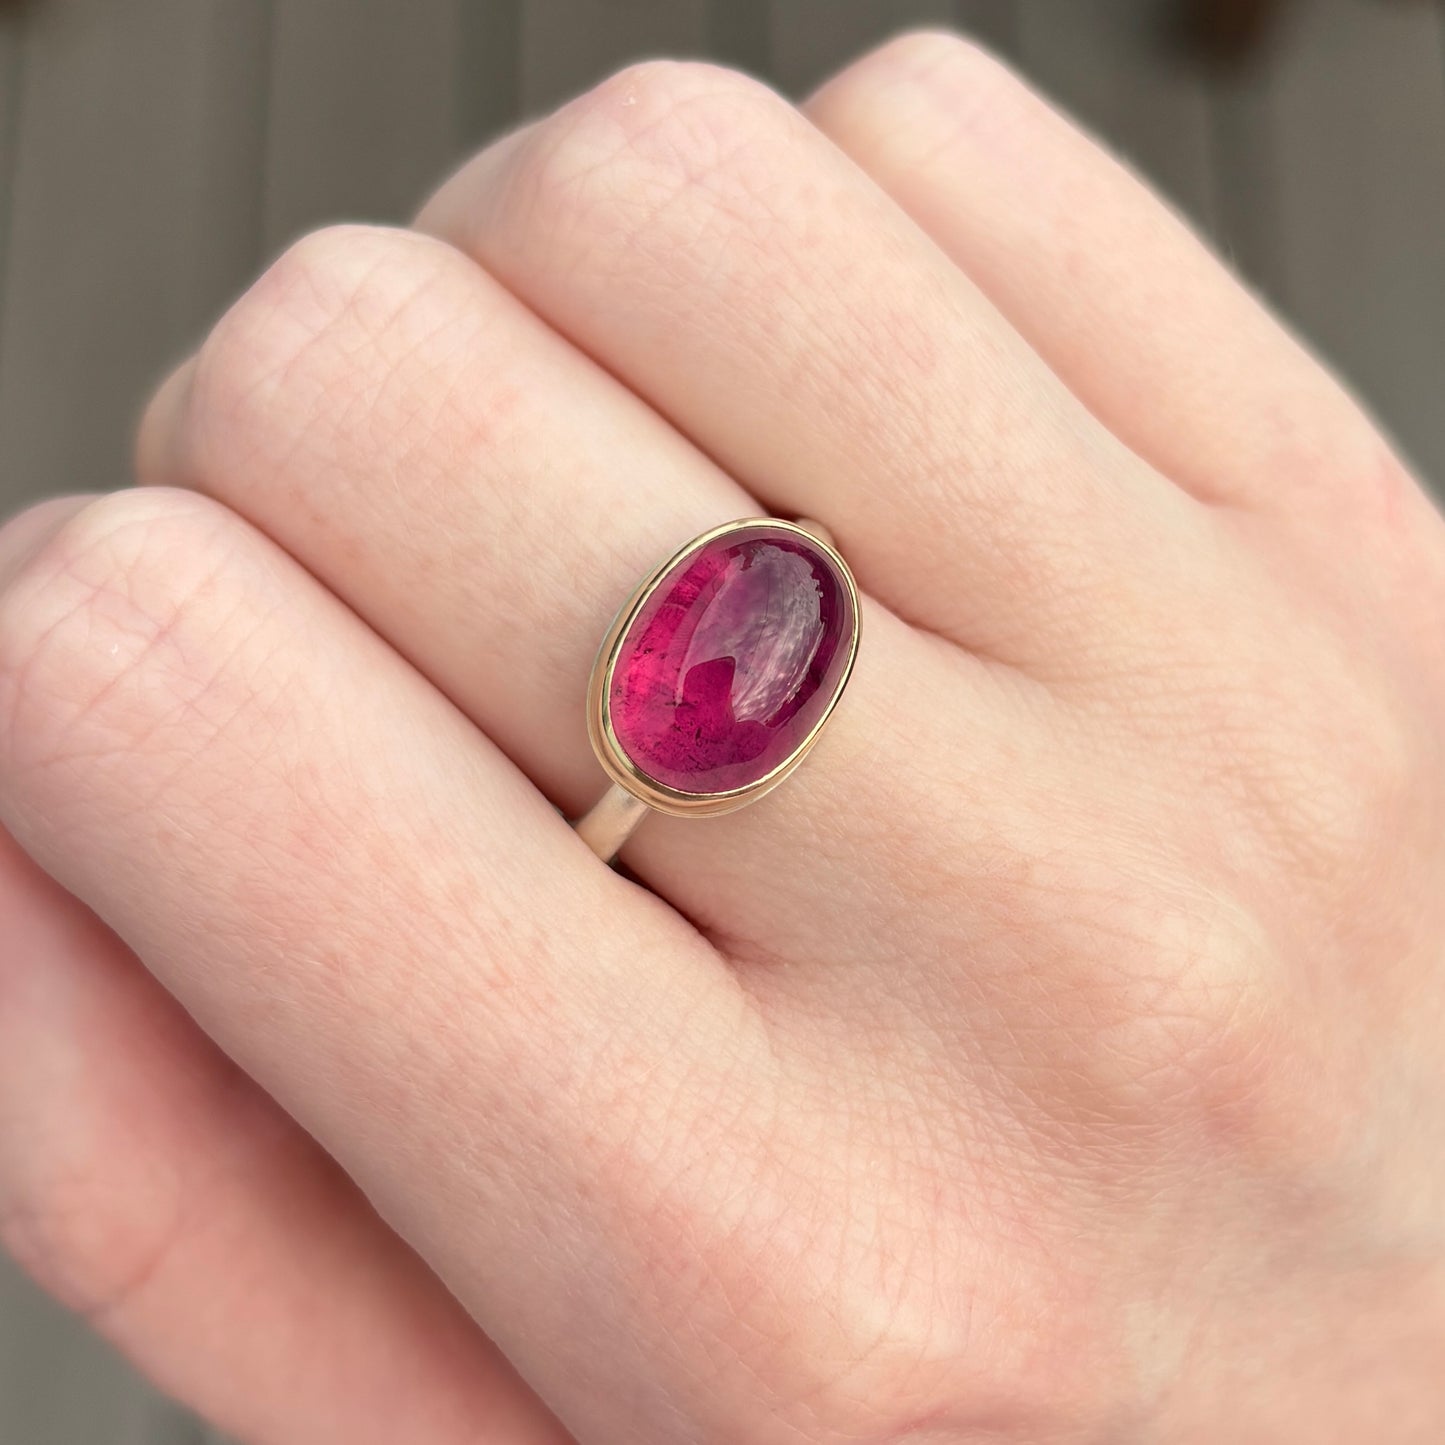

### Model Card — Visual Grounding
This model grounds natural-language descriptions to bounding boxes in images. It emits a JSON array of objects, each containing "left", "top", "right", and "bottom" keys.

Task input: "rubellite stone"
[{"left": 606, "top": 523, "right": 856, "bottom": 795}]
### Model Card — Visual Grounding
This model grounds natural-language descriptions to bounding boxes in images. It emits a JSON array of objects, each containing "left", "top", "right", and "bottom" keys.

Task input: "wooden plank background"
[{"left": 0, "top": 0, "right": 1442, "bottom": 1438}]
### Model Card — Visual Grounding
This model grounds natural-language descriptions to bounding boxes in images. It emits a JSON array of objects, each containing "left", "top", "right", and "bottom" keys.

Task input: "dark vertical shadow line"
[
  {"left": 457, "top": 0, "right": 522, "bottom": 149},
  {"left": 1194, "top": 0, "right": 1294, "bottom": 289},
  {"left": 0, "top": 8, "right": 30, "bottom": 397},
  {"left": 1201, "top": 82, "right": 1243, "bottom": 277},
  {"left": 248, "top": 0, "right": 277, "bottom": 269},
  {"left": 707, "top": 0, "right": 773, "bottom": 87}
]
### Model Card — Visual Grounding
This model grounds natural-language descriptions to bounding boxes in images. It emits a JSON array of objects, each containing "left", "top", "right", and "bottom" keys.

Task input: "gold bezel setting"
[{"left": 584, "top": 518, "right": 861, "bottom": 819}]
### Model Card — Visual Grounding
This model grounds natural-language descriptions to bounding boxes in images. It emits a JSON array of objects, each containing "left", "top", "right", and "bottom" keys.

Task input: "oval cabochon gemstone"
[{"left": 606, "top": 523, "right": 857, "bottom": 796}]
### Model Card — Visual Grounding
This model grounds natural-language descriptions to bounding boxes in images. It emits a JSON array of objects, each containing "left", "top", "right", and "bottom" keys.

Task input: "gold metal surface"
[
  {"left": 793, "top": 518, "right": 836, "bottom": 549},
  {"left": 573, "top": 783, "right": 651, "bottom": 861}
]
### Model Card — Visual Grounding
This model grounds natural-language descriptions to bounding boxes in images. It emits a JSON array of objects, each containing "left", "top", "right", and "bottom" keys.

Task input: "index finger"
[{"left": 0, "top": 486, "right": 773, "bottom": 1441}]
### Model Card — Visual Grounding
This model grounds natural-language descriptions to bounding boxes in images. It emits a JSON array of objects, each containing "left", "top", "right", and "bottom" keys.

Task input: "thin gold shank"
[
  {"left": 582, "top": 517, "right": 861, "bottom": 823},
  {"left": 574, "top": 784, "right": 651, "bottom": 862}
]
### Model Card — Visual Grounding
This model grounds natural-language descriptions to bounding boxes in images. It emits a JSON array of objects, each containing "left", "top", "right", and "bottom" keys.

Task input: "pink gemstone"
[{"left": 607, "top": 523, "right": 856, "bottom": 795}]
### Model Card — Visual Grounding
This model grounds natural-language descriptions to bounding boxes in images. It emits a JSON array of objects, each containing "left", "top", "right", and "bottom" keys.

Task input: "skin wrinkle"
[
  {"left": 186, "top": 233, "right": 476, "bottom": 510},
  {"left": 0, "top": 504, "right": 263, "bottom": 796}
]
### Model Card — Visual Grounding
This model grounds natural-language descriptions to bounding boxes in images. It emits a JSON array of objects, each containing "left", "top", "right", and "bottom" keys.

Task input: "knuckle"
[
  {"left": 1177, "top": 618, "right": 1427, "bottom": 898},
  {"left": 1067, "top": 890, "right": 1344, "bottom": 1174},
  {"left": 0, "top": 487, "right": 247, "bottom": 782},
  {"left": 0, "top": 1155, "right": 182, "bottom": 1330},
  {"left": 1321, "top": 690, "right": 1418, "bottom": 824},
  {"left": 1097, "top": 896, "right": 1283, "bottom": 1121},
  {"left": 183, "top": 223, "right": 454, "bottom": 481},
  {"left": 515, "top": 59, "right": 794, "bottom": 248},
  {"left": 574, "top": 57, "right": 778, "bottom": 159},
  {"left": 839, "top": 27, "right": 1002, "bottom": 96},
  {"left": 812, "top": 28, "right": 1019, "bottom": 130},
  {"left": 1006, "top": 872, "right": 1322, "bottom": 1166},
  {"left": 748, "top": 1266, "right": 1105, "bottom": 1445},
  {"left": 1349, "top": 439, "right": 1420, "bottom": 527},
  {"left": 1131, "top": 972, "right": 1305, "bottom": 1155},
  {"left": 1264, "top": 676, "right": 1424, "bottom": 891}
]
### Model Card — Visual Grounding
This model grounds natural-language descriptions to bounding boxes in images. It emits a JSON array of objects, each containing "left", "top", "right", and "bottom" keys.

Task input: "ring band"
[{"left": 573, "top": 518, "right": 861, "bottom": 863}]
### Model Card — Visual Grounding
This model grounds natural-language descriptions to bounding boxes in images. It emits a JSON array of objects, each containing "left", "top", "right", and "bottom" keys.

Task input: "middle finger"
[{"left": 418, "top": 60, "right": 1210, "bottom": 671}]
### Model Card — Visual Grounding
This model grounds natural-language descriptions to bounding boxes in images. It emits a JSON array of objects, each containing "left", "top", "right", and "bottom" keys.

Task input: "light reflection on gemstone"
[{"left": 606, "top": 524, "right": 855, "bottom": 795}]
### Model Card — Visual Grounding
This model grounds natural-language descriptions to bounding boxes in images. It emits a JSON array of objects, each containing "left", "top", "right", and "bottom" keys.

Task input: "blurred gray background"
[{"left": 0, "top": 0, "right": 1442, "bottom": 1439}]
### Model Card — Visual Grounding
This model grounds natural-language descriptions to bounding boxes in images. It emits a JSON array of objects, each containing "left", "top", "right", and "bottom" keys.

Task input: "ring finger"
[{"left": 137, "top": 222, "right": 1046, "bottom": 973}]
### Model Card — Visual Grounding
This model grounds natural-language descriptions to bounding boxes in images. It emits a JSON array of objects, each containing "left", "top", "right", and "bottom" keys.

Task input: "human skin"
[{"left": 1, "top": 31, "right": 1444, "bottom": 1444}]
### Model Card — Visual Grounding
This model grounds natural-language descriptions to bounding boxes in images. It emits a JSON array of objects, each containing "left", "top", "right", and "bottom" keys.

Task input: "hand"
[{"left": 2, "top": 34, "right": 1443, "bottom": 1444}]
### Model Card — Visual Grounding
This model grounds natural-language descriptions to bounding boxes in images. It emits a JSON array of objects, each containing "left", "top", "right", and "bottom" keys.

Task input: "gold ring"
[{"left": 572, "top": 518, "right": 861, "bottom": 863}]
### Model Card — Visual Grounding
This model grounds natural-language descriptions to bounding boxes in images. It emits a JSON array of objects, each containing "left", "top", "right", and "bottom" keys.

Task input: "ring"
[{"left": 573, "top": 518, "right": 861, "bottom": 862}]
